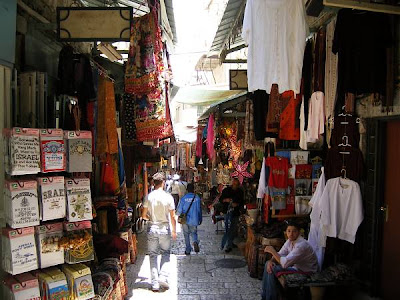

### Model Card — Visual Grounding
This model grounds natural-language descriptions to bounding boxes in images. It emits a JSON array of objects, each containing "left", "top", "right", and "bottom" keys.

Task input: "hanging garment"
[
  {"left": 330, "top": 116, "right": 360, "bottom": 148},
  {"left": 206, "top": 114, "right": 215, "bottom": 160},
  {"left": 302, "top": 39, "right": 313, "bottom": 130},
  {"left": 251, "top": 91, "right": 270, "bottom": 140},
  {"left": 96, "top": 77, "right": 119, "bottom": 157},
  {"left": 324, "top": 17, "right": 339, "bottom": 123},
  {"left": 266, "top": 84, "right": 281, "bottom": 134},
  {"left": 266, "top": 157, "right": 289, "bottom": 189},
  {"left": 277, "top": 179, "right": 295, "bottom": 218},
  {"left": 299, "top": 98, "right": 308, "bottom": 150},
  {"left": 333, "top": 9, "right": 393, "bottom": 112},
  {"left": 196, "top": 125, "right": 204, "bottom": 157},
  {"left": 306, "top": 92, "right": 325, "bottom": 143},
  {"left": 308, "top": 167, "right": 326, "bottom": 270},
  {"left": 268, "top": 187, "right": 287, "bottom": 210},
  {"left": 324, "top": 147, "right": 364, "bottom": 183},
  {"left": 279, "top": 90, "right": 302, "bottom": 141},
  {"left": 242, "top": 0, "right": 309, "bottom": 94},
  {"left": 320, "top": 177, "right": 363, "bottom": 244},
  {"left": 125, "top": 9, "right": 163, "bottom": 96},
  {"left": 122, "top": 93, "right": 136, "bottom": 142},
  {"left": 313, "top": 27, "right": 326, "bottom": 93},
  {"left": 257, "top": 157, "right": 267, "bottom": 199}
]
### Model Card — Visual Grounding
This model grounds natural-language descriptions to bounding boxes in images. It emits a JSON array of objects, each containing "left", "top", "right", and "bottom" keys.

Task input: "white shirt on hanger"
[
  {"left": 257, "top": 157, "right": 267, "bottom": 198},
  {"left": 320, "top": 177, "right": 364, "bottom": 244},
  {"left": 242, "top": 0, "right": 309, "bottom": 94},
  {"left": 308, "top": 167, "right": 326, "bottom": 270},
  {"left": 307, "top": 91, "right": 325, "bottom": 143}
]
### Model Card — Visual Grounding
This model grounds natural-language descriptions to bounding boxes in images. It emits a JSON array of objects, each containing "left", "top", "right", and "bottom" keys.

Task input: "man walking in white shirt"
[
  {"left": 142, "top": 172, "right": 177, "bottom": 292},
  {"left": 262, "top": 221, "right": 318, "bottom": 300}
]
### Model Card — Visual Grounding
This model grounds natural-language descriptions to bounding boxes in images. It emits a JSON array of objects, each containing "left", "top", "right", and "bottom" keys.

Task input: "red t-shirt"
[{"left": 266, "top": 157, "right": 289, "bottom": 189}]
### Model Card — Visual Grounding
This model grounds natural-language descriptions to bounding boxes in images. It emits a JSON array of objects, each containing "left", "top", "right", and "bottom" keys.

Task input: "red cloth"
[
  {"left": 266, "top": 157, "right": 289, "bottom": 189},
  {"left": 279, "top": 90, "right": 302, "bottom": 141},
  {"left": 206, "top": 114, "right": 215, "bottom": 160},
  {"left": 295, "top": 164, "right": 313, "bottom": 179},
  {"left": 196, "top": 125, "right": 204, "bottom": 157}
]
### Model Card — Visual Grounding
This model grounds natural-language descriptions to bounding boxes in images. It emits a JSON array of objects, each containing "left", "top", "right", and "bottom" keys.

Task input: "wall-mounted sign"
[
  {"left": 229, "top": 69, "right": 248, "bottom": 90},
  {"left": 57, "top": 7, "right": 133, "bottom": 42}
]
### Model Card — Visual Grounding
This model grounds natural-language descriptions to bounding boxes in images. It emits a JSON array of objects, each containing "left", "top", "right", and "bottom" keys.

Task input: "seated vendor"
[{"left": 262, "top": 221, "right": 318, "bottom": 300}]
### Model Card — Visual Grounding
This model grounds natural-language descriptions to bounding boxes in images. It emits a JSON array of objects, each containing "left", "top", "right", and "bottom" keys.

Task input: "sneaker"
[
  {"left": 225, "top": 248, "right": 232, "bottom": 253},
  {"left": 193, "top": 242, "right": 200, "bottom": 253},
  {"left": 151, "top": 285, "right": 160, "bottom": 292},
  {"left": 212, "top": 214, "right": 217, "bottom": 224},
  {"left": 159, "top": 279, "right": 169, "bottom": 290},
  {"left": 185, "top": 251, "right": 191, "bottom": 255}
]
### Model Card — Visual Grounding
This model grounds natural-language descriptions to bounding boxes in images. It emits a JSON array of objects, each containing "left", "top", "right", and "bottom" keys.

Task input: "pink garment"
[{"left": 206, "top": 114, "right": 215, "bottom": 160}]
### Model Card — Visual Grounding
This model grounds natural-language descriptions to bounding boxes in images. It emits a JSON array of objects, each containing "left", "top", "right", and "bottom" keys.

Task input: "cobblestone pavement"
[{"left": 126, "top": 214, "right": 261, "bottom": 300}]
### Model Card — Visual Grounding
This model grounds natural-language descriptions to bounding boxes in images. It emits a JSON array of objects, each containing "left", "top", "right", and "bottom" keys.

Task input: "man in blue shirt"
[{"left": 177, "top": 183, "right": 202, "bottom": 255}]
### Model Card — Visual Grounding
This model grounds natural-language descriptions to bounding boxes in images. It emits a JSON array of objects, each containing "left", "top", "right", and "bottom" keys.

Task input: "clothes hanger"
[{"left": 338, "top": 135, "right": 351, "bottom": 147}]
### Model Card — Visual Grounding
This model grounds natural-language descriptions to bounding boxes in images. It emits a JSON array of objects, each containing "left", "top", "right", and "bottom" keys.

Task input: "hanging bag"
[{"left": 178, "top": 194, "right": 196, "bottom": 225}]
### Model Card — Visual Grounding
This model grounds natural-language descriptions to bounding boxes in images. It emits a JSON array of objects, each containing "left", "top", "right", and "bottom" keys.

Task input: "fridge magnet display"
[
  {"left": 38, "top": 176, "right": 66, "bottom": 221},
  {"left": 66, "top": 178, "right": 93, "bottom": 222},
  {"left": 4, "top": 273, "right": 41, "bottom": 300},
  {"left": 62, "top": 263, "right": 95, "bottom": 300},
  {"left": 2, "top": 227, "right": 38, "bottom": 275},
  {"left": 36, "top": 267, "right": 69, "bottom": 300},
  {"left": 65, "top": 131, "right": 93, "bottom": 173},
  {"left": 61, "top": 221, "right": 94, "bottom": 264},
  {"left": 40, "top": 129, "right": 66, "bottom": 172},
  {"left": 5, "top": 180, "right": 40, "bottom": 228},
  {"left": 35, "top": 222, "right": 64, "bottom": 268},
  {"left": 4, "top": 128, "right": 41, "bottom": 175}
]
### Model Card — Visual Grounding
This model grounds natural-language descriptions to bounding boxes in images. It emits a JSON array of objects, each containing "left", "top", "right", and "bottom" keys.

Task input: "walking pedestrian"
[
  {"left": 177, "top": 183, "right": 202, "bottom": 255},
  {"left": 141, "top": 172, "right": 177, "bottom": 292}
]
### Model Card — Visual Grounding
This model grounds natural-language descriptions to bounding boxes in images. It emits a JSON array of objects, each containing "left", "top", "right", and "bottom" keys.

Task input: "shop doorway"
[{"left": 380, "top": 120, "right": 400, "bottom": 300}]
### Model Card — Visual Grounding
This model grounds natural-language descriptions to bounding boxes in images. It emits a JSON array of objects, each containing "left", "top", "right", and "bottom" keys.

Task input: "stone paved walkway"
[{"left": 126, "top": 214, "right": 261, "bottom": 300}]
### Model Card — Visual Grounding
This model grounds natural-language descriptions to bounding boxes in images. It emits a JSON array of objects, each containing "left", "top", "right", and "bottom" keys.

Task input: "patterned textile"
[
  {"left": 206, "top": 114, "right": 215, "bottom": 160},
  {"left": 96, "top": 76, "right": 119, "bottom": 157},
  {"left": 244, "top": 99, "right": 263, "bottom": 149},
  {"left": 324, "top": 17, "right": 338, "bottom": 121},
  {"left": 266, "top": 84, "right": 281, "bottom": 134},
  {"left": 134, "top": 83, "right": 173, "bottom": 141},
  {"left": 125, "top": 10, "right": 163, "bottom": 96},
  {"left": 122, "top": 94, "right": 136, "bottom": 142}
]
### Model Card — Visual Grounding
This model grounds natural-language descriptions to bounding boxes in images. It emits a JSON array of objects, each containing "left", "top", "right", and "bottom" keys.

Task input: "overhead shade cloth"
[{"left": 173, "top": 87, "right": 247, "bottom": 106}]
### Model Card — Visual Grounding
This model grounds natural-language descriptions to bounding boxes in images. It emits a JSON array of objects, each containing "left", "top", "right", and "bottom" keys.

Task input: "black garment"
[
  {"left": 219, "top": 187, "right": 244, "bottom": 217},
  {"left": 330, "top": 116, "right": 360, "bottom": 148},
  {"left": 302, "top": 40, "right": 313, "bottom": 130},
  {"left": 251, "top": 90, "right": 269, "bottom": 141},
  {"left": 333, "top": 9, "right": 393, "bottom": 113},
  {"left": 324, "top": 146, "right": 364, "bottom": 183},
  {"left": 313, "top": 27, "right": 326, "bottom": 93}
]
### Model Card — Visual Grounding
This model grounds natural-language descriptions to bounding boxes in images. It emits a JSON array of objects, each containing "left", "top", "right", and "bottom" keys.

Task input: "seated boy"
[{"left": 262, "top": 221, "right": 318, "bottom": 300}]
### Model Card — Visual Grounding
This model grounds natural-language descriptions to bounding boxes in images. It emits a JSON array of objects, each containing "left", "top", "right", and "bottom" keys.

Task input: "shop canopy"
[
  {"left": 173, "top": 87, "right": 247, "bottom": 107},
  {"left": 198, "top": 90, "right": 248, "bottom": 121}
]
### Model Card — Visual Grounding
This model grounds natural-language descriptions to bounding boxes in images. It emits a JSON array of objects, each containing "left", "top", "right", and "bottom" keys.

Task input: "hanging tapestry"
[
  {"left": 122, "top": 93, "right": 136, "bottom": 142},
  {"left": 40, "top": 129, "right": 66, "bottom": 173},
  {"left": 134, "top": 84, "right": 173, "bottom": 141},
  {"left": 96, "top": 76, "right": 119, "bottom": 157},
  {"left": 125, "top": 9, "right": 163, "bottom": 96}
]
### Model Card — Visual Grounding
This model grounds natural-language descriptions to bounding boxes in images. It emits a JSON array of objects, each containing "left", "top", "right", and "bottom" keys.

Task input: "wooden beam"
[
  {"left": 17, "top": 0, "right": 50, "bottom": 23},
  {"left": 323, "top": 0, "right": 400, "bottom": 15},
  {"left": 226, "top": 44, "right": 247, "bottom": 54},
  {"left": 223, "top": 59, "right": 247, "bottom": 64}
]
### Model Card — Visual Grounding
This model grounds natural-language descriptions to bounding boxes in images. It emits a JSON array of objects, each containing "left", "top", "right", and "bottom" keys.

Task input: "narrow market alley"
[{"left": 126, "top": 214, "right": 261, "bottom": 300}]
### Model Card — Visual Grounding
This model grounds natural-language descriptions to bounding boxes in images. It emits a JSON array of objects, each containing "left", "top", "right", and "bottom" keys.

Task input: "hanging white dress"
[{"left": 242, "top": 0, "right": 309, "bottom": 94}]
